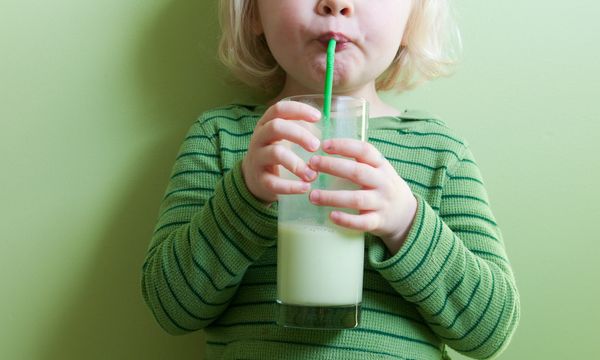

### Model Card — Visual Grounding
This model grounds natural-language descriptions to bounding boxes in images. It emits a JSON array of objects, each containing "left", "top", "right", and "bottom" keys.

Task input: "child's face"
[{"left": 255, "top": 0, "right": 413, "bottom": 94}]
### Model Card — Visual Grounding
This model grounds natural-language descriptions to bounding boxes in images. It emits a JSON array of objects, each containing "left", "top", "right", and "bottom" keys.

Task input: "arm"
[
  {"left": 141, "top": 120, "right": 277, "bottom": 335},
  {"left": 368, "top": 146, "right": 520, "bottom": 359}
]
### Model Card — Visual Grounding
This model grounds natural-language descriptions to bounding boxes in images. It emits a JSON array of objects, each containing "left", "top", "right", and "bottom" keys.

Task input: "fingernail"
[
  {"left": 311, "top": 109, "right": 322, "bottom": 120},
  {"left": 309, "top": 156, "right": 320, "bottom": 167},
  {"left": 301, "top": 182, "right": 311, "bottom": 192},
  {"left": 309, "top": 190, "right": 320, "bottom": 203},
  {"left": 304, "top": 168, "right": 316, "bottom": 180},
  {"left": 310, "top": 138, "right": 320, "bottom": 151}
]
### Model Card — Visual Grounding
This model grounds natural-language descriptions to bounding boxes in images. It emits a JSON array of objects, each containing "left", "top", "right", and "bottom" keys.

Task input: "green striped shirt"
[{"left": 141, "top": 104, "right": 520, "bottom": 359}]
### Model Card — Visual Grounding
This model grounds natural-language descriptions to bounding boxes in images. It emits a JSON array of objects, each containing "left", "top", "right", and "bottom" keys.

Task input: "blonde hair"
[{"left": 218, "top": 0, "right": 462, "bottom": 94}]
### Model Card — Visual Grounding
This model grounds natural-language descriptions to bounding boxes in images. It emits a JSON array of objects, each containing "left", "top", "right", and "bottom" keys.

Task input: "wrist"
[{"left": 384, "top": 195, "right": 418, "bottom": 255}]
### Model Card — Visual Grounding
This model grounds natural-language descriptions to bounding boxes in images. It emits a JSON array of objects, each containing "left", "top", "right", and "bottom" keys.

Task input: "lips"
[{"left": 317, "top": 32, "right": 352, "bottom": 51}]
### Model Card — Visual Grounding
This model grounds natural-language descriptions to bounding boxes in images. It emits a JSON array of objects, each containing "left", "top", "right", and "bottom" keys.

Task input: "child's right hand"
[{"left": 242, "top": 101, "right": 322, "bottom": 204}]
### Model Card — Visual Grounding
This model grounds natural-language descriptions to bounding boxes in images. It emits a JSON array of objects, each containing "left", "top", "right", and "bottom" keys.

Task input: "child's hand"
[
  {"left": 242, "top": 101, "right": 321, "bottom": 204},
  {"left": 307, "top": 139, "right": 418, "bottom": 254}
]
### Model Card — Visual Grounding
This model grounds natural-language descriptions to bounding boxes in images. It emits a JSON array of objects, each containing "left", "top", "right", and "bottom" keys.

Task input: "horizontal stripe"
[
  {"left": 170, "top": 236, "right": 231, "bottom": 307},
  {"left": 452, "top": 228, "right": 499, "bottom": 242},
  {"left": 441, "top": 194, "right": 489, "bottom": 206},
  {"left": 405, "top": 234, "right": 457, "bottom": 299},
  {"left": 160, "top": 203, "right": 202, "bottom": 217},
  {"left": 397, "top": 129, "right": 465, "bottom": 146},
  {"left": 153, "top": 221, "right": 189, "bottom": 235},
  {"left": 393, "top": 215, "right": 441, "bottom": 283},
  {"left": 430, "top": 259, "right": 472, "bottom": 316},
  {"left": 377, "top": 202, "right": 425, "bottom": 271},
  {"left": 353, "top": 328, "right": 439, "bottom": 350},
  {"left": 163, "top": 186, "right": 214, "bottom": 201},
  {"left": 369, "top": 137, "right": 461, "bottom": 160},
  {"left": 208, "top": 197, "right": 256, "bottom": 263},
  {"left": 221, "top": 177, "right": 277, "bottom": 242},
  {"left": 385, "top": 156, "right": 449, "bottom": 173},
  {"left": 231, "top": 168, "right": 277, "bottom": 220},
  {"left": 185, "top": 128, "right": 254, "bottom": 141},
  {"left": 405, "top": 178, "right": 443, "bottom": 191},
  {"left": 208, "top": 338, "right": 416, "bottom": 360},
  {"left": 199, "top": 114, "right": 260, "bottom": 126},
  {"left": 440, "top": 270, "right": 495, "bottom": 341},
  {"left": 447, "top": 175, "right": 484, "bottom": 185},
  {"left": 471, "top": 250, "right": 509, "bottom": 263},
  {"left": 442, "top": 213, "right": 498, "bottom": 227},
  {"left": 197, "top": 225, "right": 236, "bottom": 277},
  {"left": 176, "top": 151, "right": 219, "bottom": 160},
  {"left": 171, "top": 169, "right": 221, "bottom": 179},
  {"left": 154, "top": 281, "right": 195, "bottom": 332}
]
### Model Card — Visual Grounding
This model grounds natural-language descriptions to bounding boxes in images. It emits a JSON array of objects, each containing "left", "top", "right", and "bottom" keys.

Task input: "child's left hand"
[{"left": 307, "top": 139, "right": 418, "bottom": 255}]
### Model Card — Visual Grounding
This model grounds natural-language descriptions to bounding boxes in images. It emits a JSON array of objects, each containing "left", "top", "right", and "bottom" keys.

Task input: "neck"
[{"left": 268, "top": 79, "right": 402, "bottom": 118}]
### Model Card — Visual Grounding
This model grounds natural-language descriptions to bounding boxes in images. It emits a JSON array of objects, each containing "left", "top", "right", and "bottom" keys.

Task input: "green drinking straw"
[
  {"left": 316, "top": 38, "right": 336, "bottom": 224},
  {"left": 323, "top": 38, "right": 336, "bottom": 137}
]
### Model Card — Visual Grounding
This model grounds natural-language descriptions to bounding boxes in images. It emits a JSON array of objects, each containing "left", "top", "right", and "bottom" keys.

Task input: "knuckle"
[{"left": 350, "top": 192, "right": 364, "bottom": 209}]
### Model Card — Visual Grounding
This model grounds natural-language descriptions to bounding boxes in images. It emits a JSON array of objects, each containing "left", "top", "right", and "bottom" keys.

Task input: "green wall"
[{"left": 1, "top": 1, "right": 598, "bottom": 359}]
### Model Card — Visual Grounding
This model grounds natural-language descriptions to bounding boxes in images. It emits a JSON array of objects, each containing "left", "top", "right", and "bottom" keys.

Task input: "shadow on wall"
[{"left": 41, "top": 1, "right": 239, "bottom": 359}]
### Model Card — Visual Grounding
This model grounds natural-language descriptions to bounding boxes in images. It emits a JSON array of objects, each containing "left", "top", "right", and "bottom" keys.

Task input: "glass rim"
[{"left": 282, "top": 94, "right": 367, "bottom": 106}]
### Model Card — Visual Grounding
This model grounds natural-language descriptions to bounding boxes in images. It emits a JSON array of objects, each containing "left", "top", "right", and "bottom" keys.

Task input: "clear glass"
[{"left": 276, "top": 95, "right": 368, "bottom": 329}]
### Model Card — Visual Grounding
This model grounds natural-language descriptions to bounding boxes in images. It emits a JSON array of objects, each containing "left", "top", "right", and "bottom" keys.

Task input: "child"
[{"left": 142, "top": 0, "right": 520, "bottom": 359}]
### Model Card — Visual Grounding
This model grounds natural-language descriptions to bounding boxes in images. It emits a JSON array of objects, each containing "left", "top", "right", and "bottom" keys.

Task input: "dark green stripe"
[
  {"left": 171, "top": 169, "right": 221, "bottom": 180},
  {"left": 184, "top": 227, "right": 239, "bottom": 291},
  {"left": 170, "top": 236, "right": 231, "bottom": 307},
  {"left": 164, "top": 187, "right": 214, "bottom": 201},
  {"left": 369, "top": 137, "right": 461, "bottom": 160},
  {"left": 221, "top": 177, "right": 277, "bottom": 242},
  {"left": 431, "top": 261, "right": 484, "bottom": 329},
  {"left": 453, "top": 228, "right": 499, "bottom": 242},
  {"left": 353, "top": 328, "right": 439, "bottom": 350},
  {"left": 377, "top": 201, "right": 425, "bottom": 271},
  {"left": 385, "top": 156, "right": 449, "bottom": 173},
  {"left": 472, "top": 250, "right": 509, "bottom": 263},
  {"left": 406, "top": 234, "right": 457, "bottom": 299},
  {"left": 447, "top": 175, "right": 484, "bottom": 185},
  {"left": 208, "top": 196, "right": 256, "bottom": 263},
  {"left": 397, "top": 129, "right": 465, "bottom": 146},
  {"left": 185, "top": 128, "right": 254, "bottom": 141},
  {"left": 163, "top": 247, "right": 225, "bottom": 315},
  {"left": 441, "top": 194, "right": 489, "bottom": 206},
  {"left": 405, "top": 178, "right": 443, "bottom": 191},
  {"left": 176, "top": 151, "right": 219, "bottom": 160},
  {"left": 443, "top": 213, "right": 498, "bottom": 227},
  {"left": 153, "top": 221, "right": 189, "bottom": 235},
  {"left": 221, "top": 147, "right": 247, "bottom": 154},
  {"left": 199, "top": 114, "right": 260, "bottom": 126},
  {"left": 197, "top": 225, "right": 236, "bottom": 277},
  {"left": 460, "top": 281, "right": 509, "bottom": 355},
  {"left": 231, "top": 168, "right": 278, "bottom": 220},
  {"left": 160, "top": 203, "right": 202, "bottom": 217},
  {"left": 364, "top": 287, "right": 399, "bottom": 297},
  {"left": 430, "top": 258, "right": 472, "bottom": 316},
  {"left": 154, "top": 282, "right": 195, "bottom": 332},
  {"left": 440, "top": 270, "right": 495, "bottom": 341},
  {"left": 210, "top": 338, "right": 417, "bottom": 360},
  {"left": 362, "top": 306, "right": 426, "bottom": 326},
  {"left": 393, "top": 215, "right": 442, "bottom": 283}
]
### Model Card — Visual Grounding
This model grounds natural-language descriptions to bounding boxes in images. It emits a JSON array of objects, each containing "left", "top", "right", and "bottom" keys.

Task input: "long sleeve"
[
  {"left": 368, "top": 145, "right": 520, "bottom": 359},
  {"left": 141, "top": 119, "right": 277, "bottom": 335}
]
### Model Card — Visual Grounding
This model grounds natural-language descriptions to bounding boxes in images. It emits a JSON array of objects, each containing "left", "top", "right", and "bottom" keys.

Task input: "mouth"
[{"left": 317, "top": 32, "right": 352, "bottom": 51}]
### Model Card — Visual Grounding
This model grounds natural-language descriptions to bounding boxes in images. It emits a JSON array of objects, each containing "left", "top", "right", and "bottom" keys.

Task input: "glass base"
[{"left": 277, "top": 302, "right": 361, "bottom": 330}]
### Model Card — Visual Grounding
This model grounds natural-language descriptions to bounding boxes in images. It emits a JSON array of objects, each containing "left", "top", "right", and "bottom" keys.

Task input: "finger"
[
  {"left": 257, "top": 101, "right": 321, "bottom": 127},
  {"left": 322, "top": 139, "right": 384, "bottom": 168},
  {"left": 256, "top": 119, "right": 320, "bottom": 152},
  {"left": 262, "top": 173, "right": 311, "bottom": 195},
  {"left": 308, "top": 155, "right": 379, "bottom": 188},
  {"left": 259, "top": 144, "right": 317, "bottom": 182},
  {"left": 329, "top": 210, "right": 380, "bottom": 233},
  {"left": 309, "top": 189, "right": 378, "bottom": 211}
]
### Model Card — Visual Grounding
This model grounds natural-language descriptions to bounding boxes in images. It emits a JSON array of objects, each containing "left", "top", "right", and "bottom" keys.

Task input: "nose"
[{"left": 317, "top": 0, "right": 354, "bottom": 16}]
